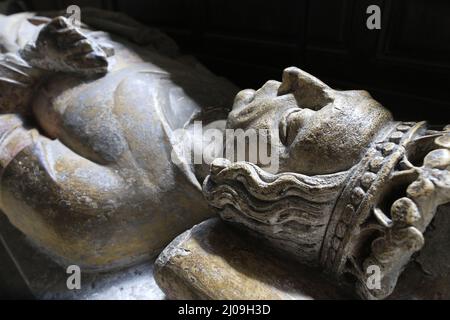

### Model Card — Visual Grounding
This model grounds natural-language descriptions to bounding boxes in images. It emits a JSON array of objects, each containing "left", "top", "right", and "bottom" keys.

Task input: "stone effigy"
[
  {"left": 0, "top": 11, "right": 238, "bottom": 270},
  {"left": 156, "top": 68, "right": 450, "bottom": 299},
  {"left": 0, "top": 10, "right": 448, "bottom": 299}
]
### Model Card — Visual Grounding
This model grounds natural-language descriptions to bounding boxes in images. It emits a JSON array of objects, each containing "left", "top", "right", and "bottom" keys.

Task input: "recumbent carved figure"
[{"left": 0, "top": 12, "right": 448, "bottom": 299}]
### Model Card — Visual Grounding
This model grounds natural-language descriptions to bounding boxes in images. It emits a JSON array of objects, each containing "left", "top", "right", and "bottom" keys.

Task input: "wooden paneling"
[
  {"left": 116, "top": 0, "right": 193, "bottom": 27},
  {"left": 204, "top": 0, "right": 301, "bottom": 40},
  {"left": 307, "top": 0, "right": 353, "bottom": 50},
  {"left": 380, "top": 0, "right": 450, "bottom": 64}
]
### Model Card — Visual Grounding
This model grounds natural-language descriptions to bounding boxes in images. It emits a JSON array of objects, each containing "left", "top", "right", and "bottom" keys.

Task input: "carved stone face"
[
  {"left": 206, "top": 69, "right": 450, "bottom": 299},
  {"left": 227, "top": 67, "right": 393, "bottom": 175}
]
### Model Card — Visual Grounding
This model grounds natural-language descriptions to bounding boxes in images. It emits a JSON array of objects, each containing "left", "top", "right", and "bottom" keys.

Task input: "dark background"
[{"left": 3, "top": 0, "right": 450, "bottom": 124}]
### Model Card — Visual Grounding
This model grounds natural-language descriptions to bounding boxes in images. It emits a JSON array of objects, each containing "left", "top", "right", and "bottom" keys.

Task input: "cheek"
[
  {"left": 286, "top": 118, "right": 363, "bottom": 175},
  {"left": 285, "top": 109, "right": 316, "bottom": 146}
]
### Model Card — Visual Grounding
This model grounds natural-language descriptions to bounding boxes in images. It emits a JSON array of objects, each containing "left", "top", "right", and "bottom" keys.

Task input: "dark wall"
[{"left": 14, "top": 0, "right": 450, "bottom": 123}]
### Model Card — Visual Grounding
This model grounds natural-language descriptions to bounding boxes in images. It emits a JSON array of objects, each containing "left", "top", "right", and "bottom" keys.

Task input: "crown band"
[{"left": 321, "top": 121, "right": 422, "bottom": 274}]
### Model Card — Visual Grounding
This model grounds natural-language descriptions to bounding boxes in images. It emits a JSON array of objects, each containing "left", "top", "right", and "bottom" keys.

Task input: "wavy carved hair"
[{"left": 203, "top": 159, "right": 349, "bottom": 265}]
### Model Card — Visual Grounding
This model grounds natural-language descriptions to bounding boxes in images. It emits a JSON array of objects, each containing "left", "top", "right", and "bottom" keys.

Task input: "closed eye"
[{"left": 279, "top": 108, "right": 303, "bottom": 146}]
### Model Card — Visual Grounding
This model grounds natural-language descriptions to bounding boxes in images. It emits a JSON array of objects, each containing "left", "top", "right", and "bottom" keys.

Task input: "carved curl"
[
  {"left": 203, "top": 158, "right": 348, "bottom": 264},
  {"left": 204, "top": 123, "right": 450, "bottom": 299}
]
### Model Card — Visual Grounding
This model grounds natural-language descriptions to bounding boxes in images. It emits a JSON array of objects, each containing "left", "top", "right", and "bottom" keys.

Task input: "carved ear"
[{"left": 278, "top": 67, "right": 334, "bottom": 110}]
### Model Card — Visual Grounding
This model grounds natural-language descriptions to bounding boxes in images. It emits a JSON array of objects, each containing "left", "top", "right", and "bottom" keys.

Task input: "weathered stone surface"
[
  {"left": 155, "top": 210, "right": 450, "bottom": 300},
  {"left": 1, "top": 9, "right": 449, "bottom": 301},
  {"left": 389, "top": 203, "right": 450, "bottom": 299},
  {"left": 0, "top": 12, "right": 238, "bottom": 270},
  {"left": 0, "top": 212, "right": 165, "bottom": 300},
  {"left": 155, "top": 209, "right": 450, "bottom": 300},
  {"left": 203, "top": 71, "right": 450, "bottom": 299},
  {"left": 154, "top": 218, "right": 348, "bottom": 300}
]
